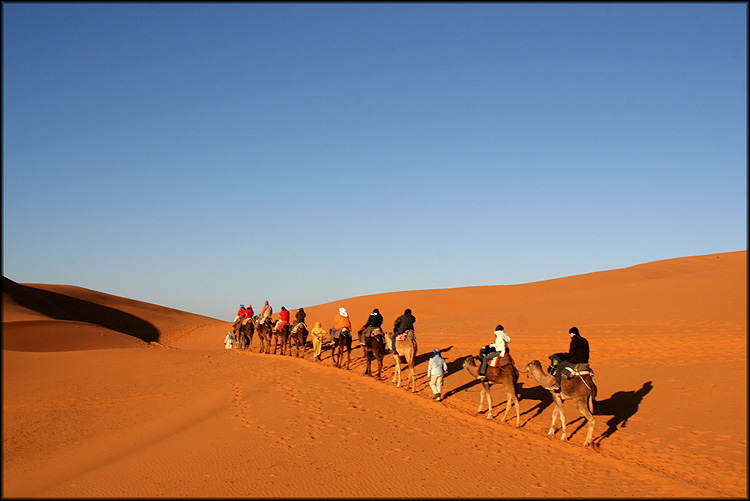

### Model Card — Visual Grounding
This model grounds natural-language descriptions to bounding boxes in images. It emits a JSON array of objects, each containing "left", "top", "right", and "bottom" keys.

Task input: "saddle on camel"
[{"left": 548, "top": 352, "right": 594, "bottom": 381}]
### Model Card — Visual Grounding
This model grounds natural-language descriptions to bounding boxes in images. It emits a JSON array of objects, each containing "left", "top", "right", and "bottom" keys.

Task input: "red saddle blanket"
[
  {"left": 488, "top": 354, "right": 513, "bottom": 367},
  {"left": 395, "top": 329, "right": 414, "bottom": 341}
]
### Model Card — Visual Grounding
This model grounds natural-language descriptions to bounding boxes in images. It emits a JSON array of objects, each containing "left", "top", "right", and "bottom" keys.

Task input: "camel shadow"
[
  {"left": 517, "top": 382, "right": 554, "bottom": 420},
  {"left": 2, "top": 277, "right": 160, "bottom": 344},
  {"left": 592, "top": 381, "right": 653, "bottom": 445}
]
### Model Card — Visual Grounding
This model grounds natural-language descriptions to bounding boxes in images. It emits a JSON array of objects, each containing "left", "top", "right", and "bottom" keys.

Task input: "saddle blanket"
[
  {"left": 488, "top": 354, "right": 513, "bottom": 367},
  {"left": 560, "top": 363, "right": 593, "bottom": 379},
  {"left": 333, "top": 328, "right": 351, "bottom": 339},
  {"left": 395, "top": 329, "right": 414, "bottom": 341},
  {"left": 291, "top": 322, "right": 307, "bottom": 334}
]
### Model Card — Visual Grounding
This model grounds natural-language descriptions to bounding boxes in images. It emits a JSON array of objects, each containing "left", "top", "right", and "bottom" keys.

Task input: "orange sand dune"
[{"left": 2, "top": 251, "right": 746, "bottom": 497}]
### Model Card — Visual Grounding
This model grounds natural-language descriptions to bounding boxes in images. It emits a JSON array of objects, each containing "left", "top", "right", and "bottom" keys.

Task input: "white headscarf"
[{"left": 339, "top": 307, "right": 348, "bottom": 317}]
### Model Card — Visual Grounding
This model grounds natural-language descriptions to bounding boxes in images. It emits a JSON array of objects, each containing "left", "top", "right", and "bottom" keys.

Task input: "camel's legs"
[
  {"left": 391, "top": 355, "right": 401, "bottom": 386},
  {"left": 549, "top": 398, "right": 569, "bottom": 440},
  {"left": 501, "top": 391, "right": 512, "bottom": 422},
  {"left": 575, "top": 399, "right": 596, "bottom": 446},
  {"left": 511, "top": 392, "right": 521, "bottom": 427},
  {"left": 477, "top": 386, "right": 487, "bottom": 414},
  {"left": 556, "top": 397, "right": 568, "bottom": 441}
]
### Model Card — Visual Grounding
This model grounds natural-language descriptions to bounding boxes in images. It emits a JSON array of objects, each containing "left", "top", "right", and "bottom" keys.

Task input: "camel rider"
[
  {"left": 359, "top": 308, "right": 384, "bottom": 345},
  {"left": 333, "top": 307, "right": 352, "bottom": 342},
  {"left": 275, "top": 306, "right": 290, "bottom": 333},
  {"left": 391, "top": 308, "right": 416, "bottom": 354},
  {"left": 477, "top": 324, "right": 511, "bottom": 380},
  {"left": 294, "top": 307, "right": 306, "bottom": 326},
  {"left": 258, "top": 301, "right": 272, "bottom": 325},
  {"left": 244, "top": 303, "right": 254, "bottom": 318},
  {"left": 235, "top": 304, "right": 246, "bottom": 323},
  {"left": 551, "top": 327, "right": 590, "bottom": 392}
]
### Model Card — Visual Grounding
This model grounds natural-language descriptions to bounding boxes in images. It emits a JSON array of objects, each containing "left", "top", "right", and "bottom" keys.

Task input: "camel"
[
  {"left": 363, "top": 327, "right": 386, "bottom": 378},
  {"left": 231, "top": 317, "right": 244, "bottom": 349},
  {"left": 233, "top": 317, "right": 254, "bottom": 351},
  {"left": 272, "top": 323, "right": 291, "bottom": 355},
  {"left": 254, "top": 316, "right": 273, "bottom": 354},
  {"left": 525, "top": 359, "right": 598, "bottom": 446},
  {"left": 463, "top": 355, "right": 521, "bottom": 426},
  {"left": 330, "top": 327, "right": 353, "bottom": 369},
  {"left": 385, "top": 330, "right": 417, "bottom": 392},
  {"left": 288, "top": 322, "right": 307, "bottom": 358}
]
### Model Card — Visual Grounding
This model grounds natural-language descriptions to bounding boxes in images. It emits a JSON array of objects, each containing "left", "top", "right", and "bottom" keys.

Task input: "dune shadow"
[
  {"left": 3, "top": 277, "right": 159, "bottom": 343},
  {"left": 593, "top": 381, "right": 653, "bottom": 445}
]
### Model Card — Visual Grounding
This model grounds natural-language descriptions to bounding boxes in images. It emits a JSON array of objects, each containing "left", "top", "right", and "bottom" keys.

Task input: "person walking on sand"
[
  {"left": 551, "top": 326, "right": 589, "bottom": 392},
  {"left": 477, "top": 324, "right": 511, "bottom": 380},
  {"left": 310, "top": 321, "right": 326, "bottom": 361},
  {"left": 224, "top": 331, "right": 234, "bottom": 349},
  {"left": 427, "top": 348, "right": 448, "bottom": 401}
]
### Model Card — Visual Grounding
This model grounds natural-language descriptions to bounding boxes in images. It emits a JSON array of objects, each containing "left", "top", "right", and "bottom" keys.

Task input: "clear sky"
[{"left": 3, "top": 3, "right": 747, "bottom": 320}]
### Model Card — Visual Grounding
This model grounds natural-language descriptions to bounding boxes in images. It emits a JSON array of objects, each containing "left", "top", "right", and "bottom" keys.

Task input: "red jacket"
[{"left": 279, "top": 308, "right": 290, "bottom": 323}]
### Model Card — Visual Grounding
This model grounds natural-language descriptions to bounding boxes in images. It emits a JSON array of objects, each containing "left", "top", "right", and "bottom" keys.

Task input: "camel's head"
[
  {"left": 462, "top": 355, "right": 478, "bottom": 369},
  {"left": 524, "top": 360, "right": 542, "bottom": 377}
]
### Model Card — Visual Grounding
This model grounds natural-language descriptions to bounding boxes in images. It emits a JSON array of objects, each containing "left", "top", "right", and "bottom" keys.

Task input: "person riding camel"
[
  {"left": 294, "top": 307, "right": 306, "bottom": 327},
  {"left": 550, "top": 326, "right": 589, "bottom": 392},
  {"left": 477, "top": 324, "right": 511, "bottom": 380},
  {"left": 391, "top": 308, "right": 416, "bottom": 354},
  {"left": 235, "top": 304, "right": 246, "bottom": 323},
  {"left": 258, "top": 301, "right": 272, "bottom": 325},
  {"left": 244, "top": 303, "right": 254, "bottom": 318},
  {"left": 359, "top": 308, "right": 384, "bottom": 346},
  {"left": 275, "top": 306, "right": 290, "bottom": 333},
  {"left": 333, "top": 307, "right": 352, "bottom": 342}
]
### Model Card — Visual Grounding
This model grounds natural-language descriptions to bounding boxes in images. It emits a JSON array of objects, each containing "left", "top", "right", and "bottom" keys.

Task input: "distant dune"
[{"left": 2, "top": 251, "right": 746, "bottom": 497}]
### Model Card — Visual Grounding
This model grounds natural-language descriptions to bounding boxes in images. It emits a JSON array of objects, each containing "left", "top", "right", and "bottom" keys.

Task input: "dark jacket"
[
  {"left": 394, "top": 312, "right": 416, "bottom": 335},
  {"left": 295, "top": 308, "right": 306, "bottom": 324},
  {"left": 364, "top": 312, "right": 383, "bottom": 328},
  {"left": 566, "top": 334, "right": 589, "bottom": 364}
]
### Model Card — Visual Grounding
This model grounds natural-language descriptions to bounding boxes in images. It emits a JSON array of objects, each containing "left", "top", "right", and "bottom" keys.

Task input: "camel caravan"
[{"left": 229, "top": 304, "right": 599, "bottom": 447}]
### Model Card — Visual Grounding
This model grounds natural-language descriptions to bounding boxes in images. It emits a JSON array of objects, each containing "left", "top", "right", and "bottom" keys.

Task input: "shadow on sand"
[
  {"left": 3, "top": 277, "right": 159, "bottom": 344},
  {"left": 592, "top": 381, "right": 653, "bottom": 445}
]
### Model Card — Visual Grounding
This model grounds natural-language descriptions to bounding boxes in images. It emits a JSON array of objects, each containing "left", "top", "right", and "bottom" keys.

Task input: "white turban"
[{"left": 339, "top": 307, "right": 348, "bottom": 317}]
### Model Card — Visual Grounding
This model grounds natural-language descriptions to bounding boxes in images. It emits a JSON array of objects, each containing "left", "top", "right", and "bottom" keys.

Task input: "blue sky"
[{"left": 3, "top": 3, "right": 747, "bottom": 320}]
